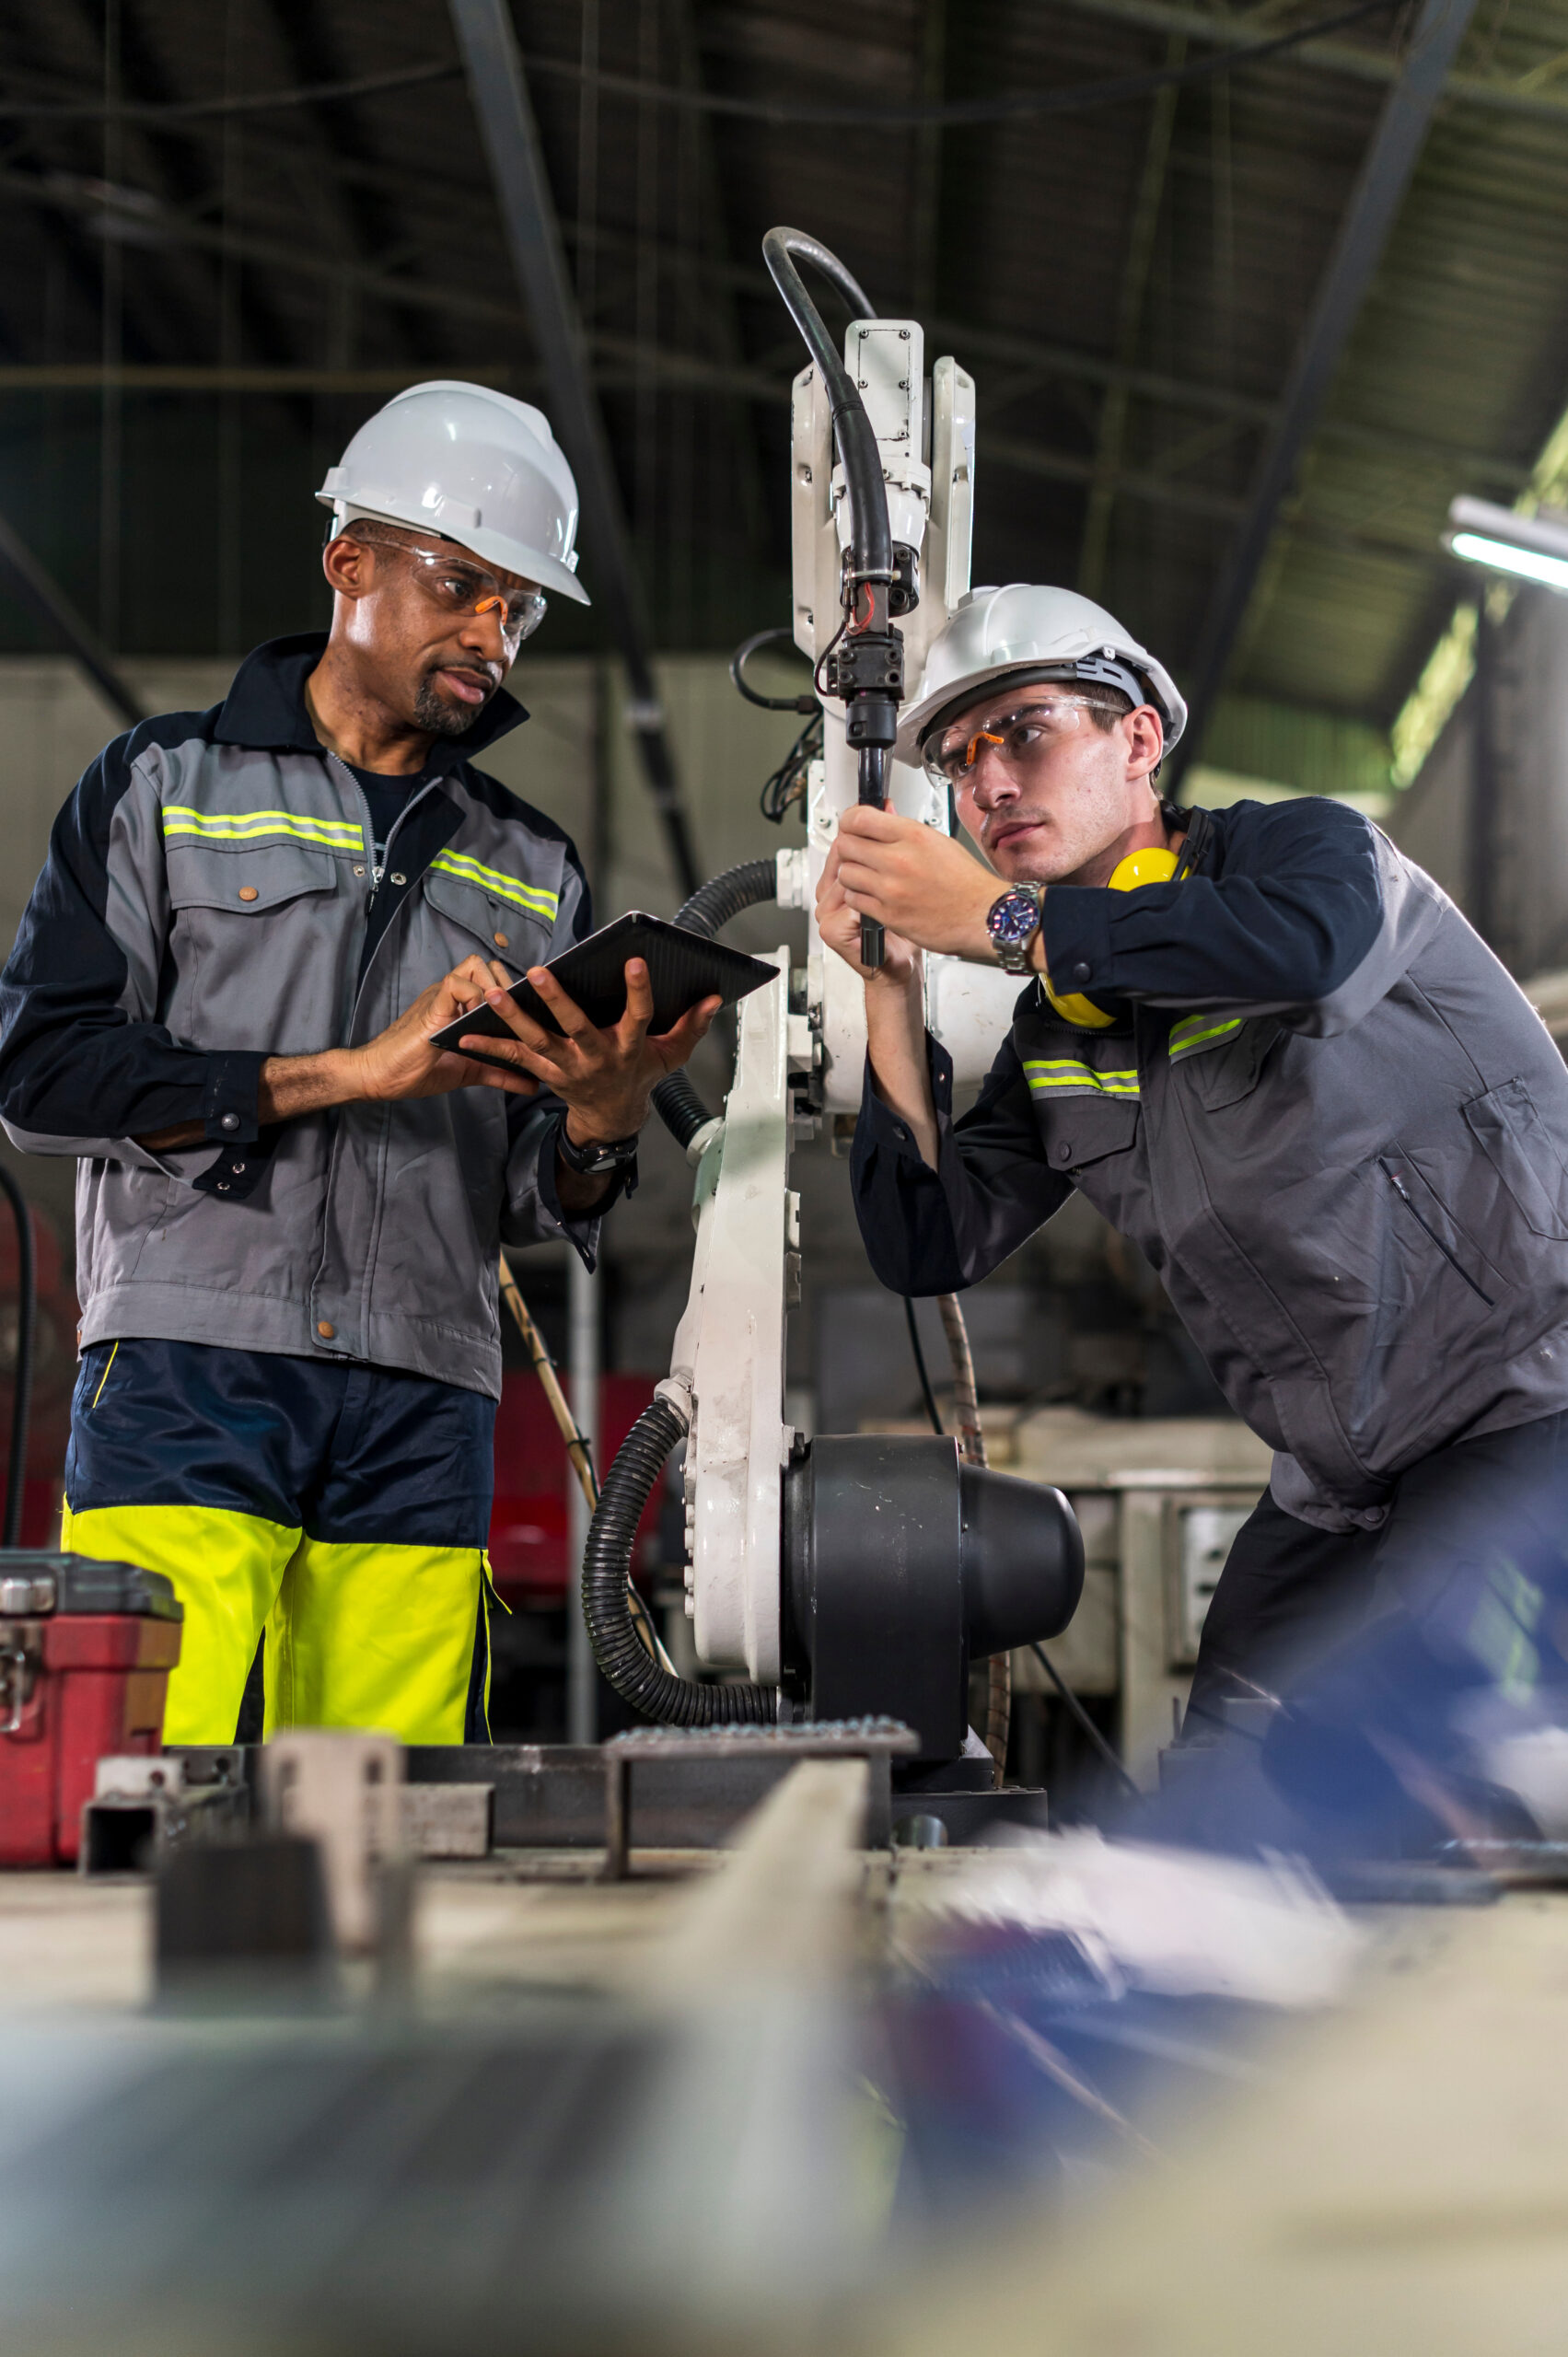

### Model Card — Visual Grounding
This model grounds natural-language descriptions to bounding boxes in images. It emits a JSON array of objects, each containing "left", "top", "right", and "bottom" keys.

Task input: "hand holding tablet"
[{"left": 426, "top": 911, "right": 776, "bottom": 1072}]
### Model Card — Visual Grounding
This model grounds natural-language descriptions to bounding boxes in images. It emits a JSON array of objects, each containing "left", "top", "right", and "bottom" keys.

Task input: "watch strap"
[{"left": 556, "top": 1119, "right": 639, "bottom": 1177}]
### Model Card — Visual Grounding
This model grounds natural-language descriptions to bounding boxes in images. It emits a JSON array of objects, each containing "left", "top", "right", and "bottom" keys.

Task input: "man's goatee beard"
[{"left": 413, "top": 673, "right": 494, "bottom": 737}]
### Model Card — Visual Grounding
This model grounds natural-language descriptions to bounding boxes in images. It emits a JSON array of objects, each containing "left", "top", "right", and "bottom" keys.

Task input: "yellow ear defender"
[{"left": 1042, "top": 844, "right": 1182, "bottom": 1028}]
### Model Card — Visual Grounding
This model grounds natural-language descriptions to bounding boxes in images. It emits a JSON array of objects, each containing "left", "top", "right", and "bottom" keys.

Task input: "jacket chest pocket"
[
  {"left": 163, "top": 842, "right": 343, "bottom": 1048},
  {"left": 1170, "top": 1013, "right": 1281, "bottom": 1110},
  {"left": 166, "top": 840, "right": 341, "bottom": 917},
  {"left": 1032, "top": 1092, "right": 1143, "bottom": 1182},
  {"left": 1463, "top": 1077, "right": 1568, "bottom": 1240},
  {"left": 422, "top": 865, "right": 554, "bottom": 973}
]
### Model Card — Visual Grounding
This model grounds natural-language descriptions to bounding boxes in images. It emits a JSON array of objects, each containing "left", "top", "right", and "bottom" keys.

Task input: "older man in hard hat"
[
  {"left": 0, "top": 381, "right": 716, "bottom": 1747},
  {"left": 819, "top": 583, "right": 1568, "bottom": 1731}
]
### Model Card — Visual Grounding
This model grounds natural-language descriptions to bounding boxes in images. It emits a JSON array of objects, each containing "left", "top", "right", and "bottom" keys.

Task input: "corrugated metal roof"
[{"left": 0, "top": 0, "right": 1562, "bottom": 768}]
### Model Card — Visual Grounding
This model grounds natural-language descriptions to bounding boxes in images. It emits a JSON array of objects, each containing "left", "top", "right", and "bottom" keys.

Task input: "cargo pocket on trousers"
[{"left": 1463, "top": 1077, "right": 1568, "bottom": 1240}]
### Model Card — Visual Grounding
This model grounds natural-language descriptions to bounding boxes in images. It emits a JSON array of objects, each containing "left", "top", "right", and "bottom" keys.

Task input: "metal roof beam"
[
  {"left": 0, "top": 501, "right": 145, "bottom": 726},
  {"left": 0, "top": 167, "right": 1525, "bottom": 489},
  {"left": 1043, "top": 0, "right": 1568, "bottom": 124},
  {"left": 447, "top": 0, "right": 701, "bottom": 900},
  {"left": 1078, "top": 29, "right": 1185, "bottom": 601},
  {"left": 0, "top": 352, "right": 1526, "bottom": 494},
  {"left": 1170, "top": 0, "right": 1481, "bottom": 791}
]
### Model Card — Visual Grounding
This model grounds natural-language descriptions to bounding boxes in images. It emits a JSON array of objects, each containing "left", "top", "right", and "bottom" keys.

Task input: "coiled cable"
[{"left": 581, "top": 1393, "right": 775, "bottom": 1724}]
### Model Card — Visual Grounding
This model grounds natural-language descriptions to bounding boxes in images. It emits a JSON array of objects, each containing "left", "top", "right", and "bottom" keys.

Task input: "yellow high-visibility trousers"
[{"left": 62, "top": 1340, "right": 498, "bottom": 1746}]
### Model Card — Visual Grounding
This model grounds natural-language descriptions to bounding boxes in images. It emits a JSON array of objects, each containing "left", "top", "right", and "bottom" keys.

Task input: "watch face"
[{"left": 989, "top": 889, "right": 1040, "bottom": 946}]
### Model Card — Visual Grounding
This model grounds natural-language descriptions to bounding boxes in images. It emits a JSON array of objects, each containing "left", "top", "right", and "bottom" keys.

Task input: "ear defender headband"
[{"left": 1042, "top": 812, "right": 1208, "bottom": 1028}]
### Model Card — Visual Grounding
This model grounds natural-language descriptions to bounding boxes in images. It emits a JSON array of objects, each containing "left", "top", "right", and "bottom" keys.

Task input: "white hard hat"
[
  {"left": 316, "top": 379, "right": 590, "bottom": 606},
  {"left": 895, "top": 583, "right": 1185, "bottom": 764}
]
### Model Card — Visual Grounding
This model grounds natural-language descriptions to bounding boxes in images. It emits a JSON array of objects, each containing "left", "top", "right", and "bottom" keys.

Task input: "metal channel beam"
[
  {"left": 448, "top": 0, "right": 700, "bottom": 900},
  {"left": 967, "top": 0, "right": 1568, "bottom": 126},
  {"left": 1169, "top": 0, "right": 1481, "bottom": 793},
  {"left": 0, "top": 505, "right": 144, "bottom": 727}
]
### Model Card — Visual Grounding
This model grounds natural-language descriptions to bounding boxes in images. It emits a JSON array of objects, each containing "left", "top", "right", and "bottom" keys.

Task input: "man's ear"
[
  {"left": 322, "top": 533, "right": 373, "bottom": 599},
  {"left": 1126, "top": 704, "right": 1164, "bottom": 783}
]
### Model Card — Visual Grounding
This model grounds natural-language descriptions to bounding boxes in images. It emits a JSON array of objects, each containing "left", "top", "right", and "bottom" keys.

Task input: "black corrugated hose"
[
  {"left": 581, "top": 1394, "right": 776, "bottom": 1724},
  {"left": 650, "top": 857, "right": 778, "bottom": 1152}
]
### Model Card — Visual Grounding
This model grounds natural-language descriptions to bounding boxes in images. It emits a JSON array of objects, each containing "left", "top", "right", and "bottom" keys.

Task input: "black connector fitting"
[
  {"left": 889, "top": 542, "right": 921, "bottom": 617},
  {"left": 824, "top": 631, "right": 904, "bottom": 706}
]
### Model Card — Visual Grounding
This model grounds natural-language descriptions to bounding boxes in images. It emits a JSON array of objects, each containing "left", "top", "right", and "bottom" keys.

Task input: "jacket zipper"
[{"left": 1380, "top": 1157, "right": 1494, "bottom": 1305}]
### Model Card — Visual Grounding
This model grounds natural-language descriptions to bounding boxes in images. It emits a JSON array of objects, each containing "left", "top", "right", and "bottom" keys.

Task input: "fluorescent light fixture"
[
  {"left": 1446, "top": 531, "right": 1568, "bottom": 592},
  {"left": 1443, "top": 493, "right": 1568, "bottom": 596}
]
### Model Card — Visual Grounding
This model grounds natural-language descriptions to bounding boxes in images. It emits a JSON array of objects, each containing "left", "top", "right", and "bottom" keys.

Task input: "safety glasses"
[
  {"left": 393, "top": 541, "right": 548, "bottom": 648},
  {"left": 923, "top": 695, "right": 1107, "bottom": 789}
]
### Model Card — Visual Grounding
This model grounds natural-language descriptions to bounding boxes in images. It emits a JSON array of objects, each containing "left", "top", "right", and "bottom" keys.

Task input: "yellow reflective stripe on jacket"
[
  {"left": 428, "top": 848, "right": 559, "bottom": 922},
  {"left": 163, "top": 804, "right": 362, "bottom": 849},
  {"left": 1022, "top": 1059, "right": 1141, "bottom": 1098},
  {"left": 1168, "top": 1013, "right": 1244, "bottom": 1062}
]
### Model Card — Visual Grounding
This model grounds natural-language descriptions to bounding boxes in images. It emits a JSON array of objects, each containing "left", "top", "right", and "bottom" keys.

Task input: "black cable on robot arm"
[
  {"left": 731, "top": 627, "right": 821, "bottom": 715},
  {"left": 761, "top": 228, "right": 891, "bottom": 584}
]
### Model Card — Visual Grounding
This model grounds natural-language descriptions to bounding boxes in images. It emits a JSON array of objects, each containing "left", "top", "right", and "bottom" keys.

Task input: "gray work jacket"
[
  {"left": 0, "top": 634, "right": 610, "bottom": 1399},
  {"left": 852, "top": 796, "right": 1568, "bottom": 1530}
]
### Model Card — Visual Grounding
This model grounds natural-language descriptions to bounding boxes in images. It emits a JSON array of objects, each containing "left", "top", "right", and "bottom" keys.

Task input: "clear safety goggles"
[
  {"left": 393, "top": 540, "right": 548, "bottom": 648},
  {"left": 923, "top": 696, "right": 1107, "bottom": 790}
]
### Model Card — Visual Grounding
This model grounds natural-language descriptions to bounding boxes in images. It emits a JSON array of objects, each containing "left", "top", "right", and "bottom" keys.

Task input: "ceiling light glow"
[{"left": 1446, "top": 529, "right": 1568, "bottom": 595}]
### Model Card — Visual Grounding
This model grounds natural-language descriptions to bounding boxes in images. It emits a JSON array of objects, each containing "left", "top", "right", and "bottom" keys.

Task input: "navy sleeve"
[
  {"left": 0, "top": 728, "right": 265, "bottom": 1154},
  {"left": 851, "top": 1029, "right": 1070, "bottom": 1294},
  {"left": 1040, "top": 796, "right": 1385, "bottom": 1011}
]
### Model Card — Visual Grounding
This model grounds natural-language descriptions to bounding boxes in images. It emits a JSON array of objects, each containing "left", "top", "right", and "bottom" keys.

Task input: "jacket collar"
[{"left": 214, "top": 633, "right": 530, "bottom": 778}]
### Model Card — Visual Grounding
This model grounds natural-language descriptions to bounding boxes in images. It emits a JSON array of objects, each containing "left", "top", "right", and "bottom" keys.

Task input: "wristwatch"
[
  {"left": 985, "top": 885, "right": 1043, "bottom": 974},
  {"left": 556, "top": 1120, "right": 639, "bottom": 1179}
]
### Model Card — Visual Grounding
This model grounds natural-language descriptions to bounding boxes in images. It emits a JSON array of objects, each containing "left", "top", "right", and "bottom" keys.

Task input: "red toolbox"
[{"left": 0, "top": 1554, "right": 182, "bottom": 1867}]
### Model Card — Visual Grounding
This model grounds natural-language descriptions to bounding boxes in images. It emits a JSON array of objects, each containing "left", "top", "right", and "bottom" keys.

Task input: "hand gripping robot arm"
[{"left": 580, "top": 234, "right": 1082, "bottom": 1760}]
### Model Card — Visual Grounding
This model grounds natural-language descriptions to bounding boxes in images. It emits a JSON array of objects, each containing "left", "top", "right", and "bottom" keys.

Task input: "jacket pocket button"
[
  {"left": 494, "top": 931, "right": 509, "bottom": 949},
  {"left": 219, "top": 1112, "right": 240, "bottom": 1133},
  {"left": 1057, "top": 1141, "right": 1074, "bottom": 1162},
  {"left": 1072, "top": 960, "right": 1091, "bottom": 982},
  {"left": 316, "top": 1319, "right": 336, "bottom": 1341},
  {"left": 238, "top": 886, "right": 259, "bottom": 903}
]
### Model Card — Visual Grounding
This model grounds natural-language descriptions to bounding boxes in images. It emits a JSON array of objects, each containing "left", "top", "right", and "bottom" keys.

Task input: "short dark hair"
[
  {"left": 1081, "top": 685, "right": 1133, "bottom": 731},
  {"left": 339, "top": 517, "right": 412, "bottom": 552}
]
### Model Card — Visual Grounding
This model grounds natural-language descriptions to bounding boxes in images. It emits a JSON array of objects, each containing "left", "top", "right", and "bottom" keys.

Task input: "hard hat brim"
[
  {"left": 318, "top": 493, "right": 590, "bottom": 606},
  {"left": 895, "top": 656, "right": 1184, "bottom": 766}
]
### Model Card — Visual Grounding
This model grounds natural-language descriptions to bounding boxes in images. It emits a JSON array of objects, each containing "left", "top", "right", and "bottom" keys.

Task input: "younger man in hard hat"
[
  {"left": 819, "top": 583, "right": 1568, "bottom": 1727},
  {"left": 0, "top": 382, "right": 717, "bottom": 1746}
]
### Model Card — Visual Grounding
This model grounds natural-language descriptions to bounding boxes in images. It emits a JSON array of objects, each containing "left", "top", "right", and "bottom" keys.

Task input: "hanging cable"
[
  {"left": 936, "top": 1292, "right": 1010, "bottom": 1783},
  {"left": 1028, "top": 1641, "right": 1141, "bottom": 1803},
  {"left": 497, "top": 1249, "right": 675, "bottom": 1676},
  {"left": 903, "top": 1297, "right": 944, "bottom": 1436},
  {"left": 730, "top": 627, "right": 819, "bottom": 714},
  {"left": 759, "top": 706, "right": 822, "bottom": 825}
]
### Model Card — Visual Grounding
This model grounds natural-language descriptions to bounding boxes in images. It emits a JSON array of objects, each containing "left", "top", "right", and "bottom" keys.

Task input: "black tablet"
[{"left": 428, "top": 910, "right": 778, "bottom": 1068}]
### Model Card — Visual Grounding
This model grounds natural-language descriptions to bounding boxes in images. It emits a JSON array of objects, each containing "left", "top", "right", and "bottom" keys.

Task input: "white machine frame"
[{"left": 658, "top": 320, "right": 1021, "bottom": 1681}]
